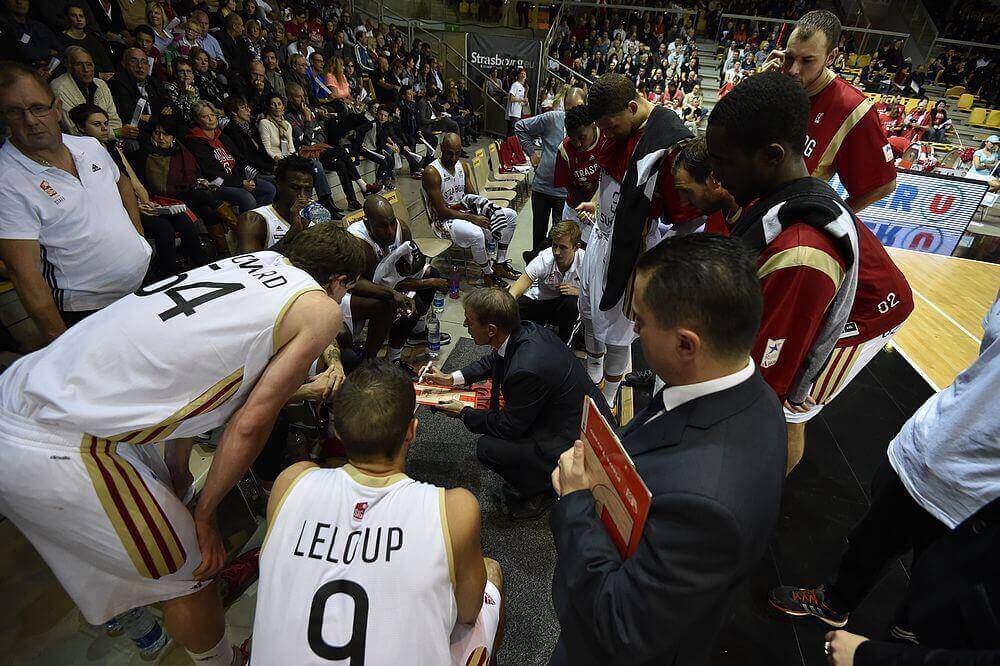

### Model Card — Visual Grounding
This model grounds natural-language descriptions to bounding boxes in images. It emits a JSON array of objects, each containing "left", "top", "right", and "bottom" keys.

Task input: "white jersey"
[
  {"left": 347, "top": 219, "right": 402, "bottom": 263},
  {"left": 0, "top": 252, "right": 322, "bottom": 442},
  {"left": 348, "top": 220, "right": 424, "bottom": 289},
  {"left": 428, "top": 159, "right": 466, "bottom": 207},
  {"left": 251, "top": 204, "right": 307, "bottom": 249},
  {"left": 252, "top": 465, "right": 457, "bottom": 665},
  {"left": 524, "top": 247, "right": 585, "bottom": 301}
]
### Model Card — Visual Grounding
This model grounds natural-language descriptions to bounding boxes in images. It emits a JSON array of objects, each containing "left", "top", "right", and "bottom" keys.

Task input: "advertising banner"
[
  {"left": 831, "top": 170, "right": 988, "bottom": 256},
  {"left": 466, "top": 33, "right": 542, "bottom": 112}
]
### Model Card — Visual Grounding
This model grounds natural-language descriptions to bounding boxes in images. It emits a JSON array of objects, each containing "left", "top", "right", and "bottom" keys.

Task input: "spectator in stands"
[
  {"left": 109, "top": 46, "right": 167, "bottom": 133},
  {"left": 900, "top": 98, "right": 932, "bottom": 144},
  {"left": 167, "top": 18, "right": 201, "bottom": 63},
  {"left": 242, "top": 59, "right": 274, "bottom": 117},
  {"left": 145, "top": 2, "right": 172, "bottom": 54},
  {"left": 132, "top": 24, "right": 169, "bottom": 83},
  {"left": 417, "top": 85, "right": 461, "bottom": 141},
  {"left": 0, "top": 63, "right": 150, "bottom": 339},
  {"left": 354, "top": 27, "right": 375, "bottom": 73},
  {"left": 59, "top": 2, "right": 114, "bottom": 78},
  {"left": 217, "top": 12, "right": 250, "bottom": 90},
  {"left": 243, "top": 18, "right": 267, "bottom": 63},
  {"left": 967, "top": 135, "right": 999, "bottom": 183},
  {"left": 0, "top": 0, "right": 61, "bottom": 70},
  {"left": 506, "top": 68, "right": 528, "bottom": 136},
  {"left": 682, "top": 96, "right": 705, "bottom": 135},
  {"left": 926, "top": 100, "right": 952, "bottom": 143},
  {"left": 188, "top": 46, "right": 227, "bottom": 108},
  {"left": 136, "top": 113, "right": 231, "bottom": 258},
  {"left": 260, "top": 47, "right": 285, "bottom": 100},
  {"left": 51, "top": 46, "right": 122, "bottom": 136},
  {"left": 184, "top": 100, "right": 276, "bottom": 214},
  {"left": 373, "top": 56, "right": 401, "bottom": 106},
  {"left": 69, "top": 103, "right": 207, "bottom": 279},
  {"left": 305, "top": 52, "right": 335, "bottom": 105},
  {"left": 161, "top": 58, "right": 199, "bottom": 124},
  {"left": 508, "top": 220, "right": 585, "bottom": 342},
  {"left": 222, "top": 95, "right": 274, "bottom": 177}
]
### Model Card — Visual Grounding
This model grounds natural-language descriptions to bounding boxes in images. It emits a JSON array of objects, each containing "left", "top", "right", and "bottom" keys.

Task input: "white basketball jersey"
[
  {"left": 429, "top": 159, "right": 466, "bottom": 206},
  {"left": 252, "top": 204, "right": 304, "bottom": 248},
  {"left": 0, "top": 252, "right": 323, "bottom": 442},
  {"left": 252, "top": 465, "right": 457, "bottom": 665},
  {"left": 347, "top": 219, "right": 403, "bottom": 263}
]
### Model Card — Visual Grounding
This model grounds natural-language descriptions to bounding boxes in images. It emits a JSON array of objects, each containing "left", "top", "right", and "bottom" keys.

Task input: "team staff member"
[
  {"left": 514, "top": 87, "right": 585, "bottom": 261},
  {"left": 549, "top": 234, "right": 786, "bottom": 665},
  {"left": 552, "top": 104, "right": 603, "bottom": 245},
  {"left": 508, "top": 220, "right": 585, "bottom": 343},
  {"left": 706, "top": 72, "right": 912, "bottom": 474},
  {"left": 0, "top": 63, "right": 150, "bottom": 340},
  {"left": 0, "top": 225, "right": 362, "bottom": 666},
  {"left": 253, "top": 361, "right": 505, "bottom": 665},
  {"left": 424, "top": 288, "right": 611, "bottom": 521},
  {"left": 763, "top": 10, "right": 896, "bottom": 212}
]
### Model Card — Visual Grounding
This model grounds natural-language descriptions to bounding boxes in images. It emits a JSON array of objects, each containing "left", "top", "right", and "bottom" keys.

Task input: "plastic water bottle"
[
  {"left": 115, "top": 607, "right": 169, "bottom": 659},
  {"left": 433, "top": 292, "right": 445, "bottom": 314},
  {"left": 427, "top": 311, "right": 441, "bottom": 359},
  {"left": 486, "top": 236, "right": 497, "bottom": 257},
  {"left": 301, "top": 202, "right": 332, "bottom": 225},
  {"left": 449, "top": 264, "right": 461, "bottom": 299}
]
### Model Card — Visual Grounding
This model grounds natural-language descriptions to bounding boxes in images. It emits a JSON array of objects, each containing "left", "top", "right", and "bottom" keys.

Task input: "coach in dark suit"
[
  {"left": 425, "top": 288, "right": 612, "bottom": 521},
  {"left": 549, "top": 234, "right": 787, "bottom": 666}
]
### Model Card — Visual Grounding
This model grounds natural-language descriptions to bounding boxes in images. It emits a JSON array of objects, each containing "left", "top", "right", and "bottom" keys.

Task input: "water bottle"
[
  {"left": 427, "top": 311, "right": 441, "bottom": 359},
  {"left": 115, "top": 607, "right": 169, "bottom": 660},
  {"left": 301, "top": 202, "right": 332, "bottom": 225},
  {"left": 486, "top": 236, "right": 497, "bottom": 257},
  {"left": 449, "top": 264, "right": 461, "bottom": 299},
  {"left": 432, "top": 292, "right": 445, "bottom": 314}
]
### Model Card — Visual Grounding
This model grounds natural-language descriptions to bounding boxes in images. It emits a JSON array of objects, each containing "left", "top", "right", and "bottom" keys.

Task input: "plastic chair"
[
  {"left": 904, "top": 98, "right": 919, "bottom": 114},
  {"left": 956, "top": 93, "right": 975, "bottom": 111},
  {"left": 987, "top": 109, "right": 1000, "bottom": 128},
  {"left": 969, "top": 107, "right": 989, "bottom": 126},
  {"left": 847, "top": 53, "right": 858, "bottom": 68},
  {"left": 857, "top": 54, "right": 871, "bottom": 68},
  {"left": 945, "top": 85, "right": 965, "bottom": 98}
]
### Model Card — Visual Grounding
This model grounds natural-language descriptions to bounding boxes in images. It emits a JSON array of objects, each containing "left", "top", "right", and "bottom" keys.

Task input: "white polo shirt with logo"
[
  {"left": 523, "top": 247, "right": 584, "bottom": 301},
  {"left": 0, "top": 134, "right": 152, "bottom": 312}
]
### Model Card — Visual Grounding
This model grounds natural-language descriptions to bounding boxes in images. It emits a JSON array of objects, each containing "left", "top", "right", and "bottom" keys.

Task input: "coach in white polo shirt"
[
  {"left": 508, "top": 220, "right": 584, "bottom": 342},
  {"left": 0, "top": 63, "right": 150, "bottom": 343}
]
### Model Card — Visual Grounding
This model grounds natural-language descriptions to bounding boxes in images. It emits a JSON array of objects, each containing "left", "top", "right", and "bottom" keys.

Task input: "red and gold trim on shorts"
[
  {"left": 811, "top": 344, "right": 862, "bottom": 405},
  {"left": 104, "top": 367, "right": 245, "bottom": 444},
  {"left": 465, "top": 646, "right": 490, "bottom": 666},
  {"left": 80, "top": 435, "right": 186, "bottom": 579}
]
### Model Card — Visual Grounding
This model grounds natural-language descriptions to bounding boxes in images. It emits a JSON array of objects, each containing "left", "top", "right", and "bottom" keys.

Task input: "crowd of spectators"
[{"left": 0, "top": 0, "right": 484, "bottom": 279}]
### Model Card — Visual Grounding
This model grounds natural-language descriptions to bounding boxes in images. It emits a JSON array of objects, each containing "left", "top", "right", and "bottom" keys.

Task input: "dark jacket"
[
  {"left": 108, "top": 70, "right": 167, "bottom": 125},
  {"left": 549, "top": 369, "right": 787, "bottom": 666},
  {"left": 222, "top": 119, "right": 275, "bottom": 174},
  {"left": 856, "top": 497, "right": 1000, "bottom": 666},
  {"left": 183, "top": 126, "right": 249, "bottom": 187},
  {"left": 457, "top": 322, "right": 611, "bottom": 459}
]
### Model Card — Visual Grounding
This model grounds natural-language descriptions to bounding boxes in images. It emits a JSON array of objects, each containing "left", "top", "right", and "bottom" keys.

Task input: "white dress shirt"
[
  {"left": 649, "top": 359, "right": 755, "bottom": 421},
  {"left": 451, "top": 336, "right": 510, "bottom": 387}
]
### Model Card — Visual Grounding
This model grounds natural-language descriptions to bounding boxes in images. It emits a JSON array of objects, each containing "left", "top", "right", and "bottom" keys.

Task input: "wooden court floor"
[{"left": 886, "top": 249, "right": 1000, "bottom": 390}]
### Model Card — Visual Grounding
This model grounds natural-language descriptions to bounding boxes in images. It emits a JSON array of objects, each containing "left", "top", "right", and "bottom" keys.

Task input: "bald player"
[
  {"left": 0, "top": 226, "right": 364, "bottom": 666},
  {"left": 422, "top": 133, "right": 519, "bottom": 288},
  {"left": 347, "top": 195, "right": 451, "bottom": 370},
  {"left": 762, "top": 10, "right": 896, "bottom": 212},
  {"left": 252, "top": 360, "right": 505, "bottom": 665},
  {"left": 514, "top": 86, "right": 586, "bottom": 260}
]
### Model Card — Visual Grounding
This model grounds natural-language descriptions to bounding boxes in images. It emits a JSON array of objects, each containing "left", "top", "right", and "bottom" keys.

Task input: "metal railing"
[
  {"left": 715, "top": 12, "right": 910, "bottom": 59},
  {"left": 894, "top": 0, "right": 938, "bottom": 62}
]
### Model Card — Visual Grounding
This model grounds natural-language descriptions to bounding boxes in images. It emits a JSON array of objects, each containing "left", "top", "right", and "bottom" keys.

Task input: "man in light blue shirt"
[
  {"left": 514, "top": 87, "right": 585, "bottom": 263},
  {"left": 769, "top": 291, "right": 1000, "bottom": 643}
]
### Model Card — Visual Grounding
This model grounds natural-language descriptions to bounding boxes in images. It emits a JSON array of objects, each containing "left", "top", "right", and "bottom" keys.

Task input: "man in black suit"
[
  {"left": 549, "top": 234, "right": 787, "bottom": 666},
  {"left": 424, "top": 288, "right": 612, "bottom": 521}
]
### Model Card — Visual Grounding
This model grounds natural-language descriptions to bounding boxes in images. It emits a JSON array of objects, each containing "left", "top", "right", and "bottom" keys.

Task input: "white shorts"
[
  {"left": 449, "top": 581, "right": 502, "bottom": 666},
  {"left": 578, "top": 227, "right": 639, "bottom": 348},
  {"left": 562, "top": 202, "right": 593, "bottom": 244},
  {"left": 340, "top": 292, "right": 355, "bottom": 337},
  {"left": 0, "top": 407, "right": 205, "bottom": 624},
  {"left": 436, "top": 218, "right": 491, "bottom": 264},
  {"left": 784, "top": 325, "right": 901, "bottom": 423}
]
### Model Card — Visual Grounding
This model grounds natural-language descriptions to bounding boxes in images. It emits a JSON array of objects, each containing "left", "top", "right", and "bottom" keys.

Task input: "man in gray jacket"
[{"left": 515, "top": 87, "right": 585, "bottom": 262}]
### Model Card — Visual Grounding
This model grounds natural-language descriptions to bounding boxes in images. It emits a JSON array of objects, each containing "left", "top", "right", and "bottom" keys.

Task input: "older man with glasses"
[
  {"left": 50, "top": 46, "right": 123, "bottom": 136},
  {"left": 0, "top": 62, "right": 150, "bottom": 341}
]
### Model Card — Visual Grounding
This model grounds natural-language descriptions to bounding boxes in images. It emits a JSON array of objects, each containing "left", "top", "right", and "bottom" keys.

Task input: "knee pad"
[{"left": 604, "top": 345, "right": 630, "bottom": 376}]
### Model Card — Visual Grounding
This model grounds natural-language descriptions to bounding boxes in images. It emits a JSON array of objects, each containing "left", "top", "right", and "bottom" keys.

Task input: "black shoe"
[
  {"left": 521, "top": 249, "right": 538, "bottom": 265},
  {"left": 508, "top": 492, "right": 555, "bottom": 521},
  {"left": 483, "top": 273, "right": 508, "bottom": 289},
  {"left": 492, "top": 260, "right": 521, "bottom": 281},
  {"left": 391, "top": 359, "right": 418, "bottom": 380},
  {"left": 407, "top": 330, "right": 452, "bottom": 346},
  {"left": 347, "top": 199, "right": 363, "bottom": 211},
  {"left": 768, "top": 585, "right": 849, "bottom": 628},
  {"left": 624, "top": 368, "right": 655, "bottom": 387}
]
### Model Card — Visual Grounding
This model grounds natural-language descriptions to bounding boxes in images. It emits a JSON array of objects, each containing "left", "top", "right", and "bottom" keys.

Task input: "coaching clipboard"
[{"left": 580, "top": 396, "right": 652, "bottom": 559}]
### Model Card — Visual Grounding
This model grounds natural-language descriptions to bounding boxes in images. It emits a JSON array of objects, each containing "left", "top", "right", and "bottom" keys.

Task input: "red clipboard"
[
  {"left": 580, "top": 396, "right": 652, "bottom": 559},
  {"left": 414, "top": 380, "right": 497, "bottom": 410}
]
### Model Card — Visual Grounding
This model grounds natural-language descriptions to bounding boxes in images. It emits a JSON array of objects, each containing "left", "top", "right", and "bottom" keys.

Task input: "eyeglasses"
[{"left": 2, "top": 99, "right": 57, "bottom": 122}]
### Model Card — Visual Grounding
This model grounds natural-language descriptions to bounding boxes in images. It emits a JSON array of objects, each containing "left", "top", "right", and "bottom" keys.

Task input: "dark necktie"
[
  {"left": 490, "top": 351, "right": 505, "bottom": 409},
  {"left": 623, "top": 385, "right": 667, "bottom": 436}
]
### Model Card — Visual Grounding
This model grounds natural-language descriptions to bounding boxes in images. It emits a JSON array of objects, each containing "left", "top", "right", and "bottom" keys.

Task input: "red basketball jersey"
[
  {"left": 805, "top": 74, "right": 896, "bottom": 200},
  {"left": 553, "top": 131, "right": 603, "bottom": 207}
]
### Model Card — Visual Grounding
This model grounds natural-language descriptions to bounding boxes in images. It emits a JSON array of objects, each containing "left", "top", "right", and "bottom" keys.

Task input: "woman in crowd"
[
  {"left": 927, "top": 100, "right": 953, "bottom": 142},
  {"left": 146, "top": 2, "right": 174, "bottom": 54},
  {"left": 258, "top": 92, "right": 342, "bottom": 217},
  {"left": 222, "top": 95, "right": 277, "bottom": 177},
  {"left": 189, "top": 46, "right": 228, "bottom": 108},
  {"left": 69, "top": 103, "right": 210, "bottom": 276},
  {"left": 184, "top": 100, "right": 277, "bottom": 213},
  {"left": 59, "top": 2, "right": 115, "bottom": 78},
  {"left": 967, "top": 135, "right": 999, "bottom": 183},
  {"left": 161, "top": 58, "right": 199, "bottom": 124},
  {"left": 243, "top": 19, "right": 267, "bottom": 62}
]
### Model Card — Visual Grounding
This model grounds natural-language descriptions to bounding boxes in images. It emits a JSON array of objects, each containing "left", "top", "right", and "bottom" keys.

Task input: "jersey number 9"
[{"left": 308, "top": 579, "right": 369, "bottom": 663}]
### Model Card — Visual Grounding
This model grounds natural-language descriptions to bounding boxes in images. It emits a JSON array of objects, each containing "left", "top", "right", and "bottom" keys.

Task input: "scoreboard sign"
[{"left": 830, "top": 170, "right": 988, "bottom": 256}]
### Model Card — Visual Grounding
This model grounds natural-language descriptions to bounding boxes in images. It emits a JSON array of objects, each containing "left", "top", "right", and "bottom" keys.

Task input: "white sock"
[
  {"left": 354, "top": 179, "right": 367, "bottom": 191},
  {"left": 586, "top": 355, "right": 605, "bottom": 384},
  {"left": 496, "top": 244, "right": 508, "bottom": 263},
  {"left": 186, "top": 629, "right": 235, "bottom": 666},
  {"left": 387, "top": 346, "right": 403, "bottom": 361},
  {"left": 602, "top": 378, "right": 621, "bottom": 407},
  {"left": 481, "top": 262, "right": 493, "bottom": 275}
]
